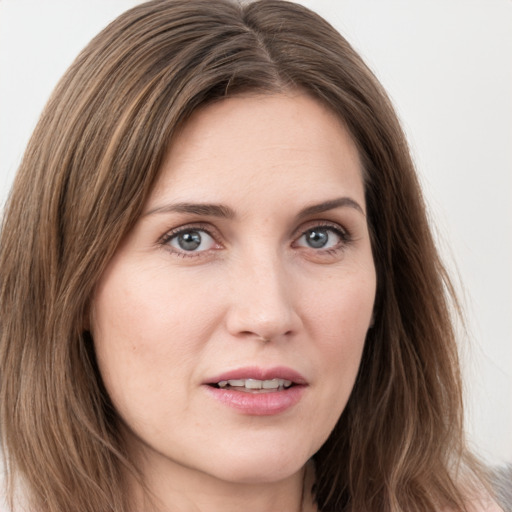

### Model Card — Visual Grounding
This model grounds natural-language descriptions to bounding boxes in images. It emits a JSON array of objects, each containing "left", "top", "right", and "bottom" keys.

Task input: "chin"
[
  {"left": 201, "top": 438, "right": 313, "bottom": 484},
  {"left": 213, "top": 461, "right": 304, "bottom": 485}
]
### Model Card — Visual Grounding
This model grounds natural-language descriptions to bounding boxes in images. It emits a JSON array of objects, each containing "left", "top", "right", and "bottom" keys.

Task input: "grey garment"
[{"left": 492, "top": 465, "right": 512, "bottom": 512}]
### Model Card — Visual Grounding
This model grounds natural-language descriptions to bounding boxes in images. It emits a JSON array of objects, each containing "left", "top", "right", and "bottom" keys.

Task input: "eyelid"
[
  {"left": 158, "top": 222, "right": 223, "bottom": 256},
  {"left": 294, "top": 220, "right": 350, "bottom": 241},
  {"left": 291, "top": 220, "right": 353, "bottom": 258},
  {"left": 157, "top": 219, "right": 352, "bottom": 258}
]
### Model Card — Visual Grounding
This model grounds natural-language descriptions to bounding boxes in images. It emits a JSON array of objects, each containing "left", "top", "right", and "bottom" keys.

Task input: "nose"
[{"left": 225, "top": 251, "right": 301, "bottom": 343}]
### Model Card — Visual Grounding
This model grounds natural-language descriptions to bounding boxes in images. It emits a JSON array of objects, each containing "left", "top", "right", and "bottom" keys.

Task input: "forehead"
[{"left": 148, "top": 93, "right": 365, "bottom": 210}]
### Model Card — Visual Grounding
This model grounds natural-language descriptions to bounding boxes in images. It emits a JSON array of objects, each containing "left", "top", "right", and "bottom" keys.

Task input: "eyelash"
[
  {"left": 158, "top": 221, "right": 352, "bottom": 258},
  {"left": 158, "top": 222, "right": 219, "bottom": 259},
  {"left": 296, "top": 222, "right": 352, "bottom": 253}
]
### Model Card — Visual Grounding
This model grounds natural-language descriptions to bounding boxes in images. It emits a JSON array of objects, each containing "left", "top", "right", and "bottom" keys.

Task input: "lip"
[
  {"left": 204, "top": 366, "right": 308, "bottom": 386},
  {"left": 202, "top": 366, "right": 308, "bottom": 416}
]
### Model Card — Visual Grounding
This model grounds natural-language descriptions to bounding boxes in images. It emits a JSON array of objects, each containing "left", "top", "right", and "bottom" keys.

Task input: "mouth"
[
  {"left": 209, "top": 378, "right": 294, "bottom": 393},
  {"left": 204, "top": 366, "right": 307, "bottom": 391},
  {"left": 203, "top": 366, "right": 307, "bottom": 415}
]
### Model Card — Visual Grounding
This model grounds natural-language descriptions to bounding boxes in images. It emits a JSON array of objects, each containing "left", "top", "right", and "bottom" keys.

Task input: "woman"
[{"left": 0, "top": 1, "right": 503, "bottom": 511}]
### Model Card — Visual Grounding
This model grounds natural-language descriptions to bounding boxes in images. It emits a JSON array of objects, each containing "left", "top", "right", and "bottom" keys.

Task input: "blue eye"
[
  {"left": 167, "top": 229, "right": 216, "bottom": 252},
  {"left": 297, "top": 227, "right": 342, "bottom": 250}
]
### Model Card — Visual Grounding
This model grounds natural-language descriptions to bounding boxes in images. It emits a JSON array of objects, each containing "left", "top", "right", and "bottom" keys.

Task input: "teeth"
[
  {"left": 217, "top": 379, "right": 292, "bottom": 390},
  {"left": 262, "top": 379, "right": 279, "bottom": 389},
  {"left": 226, "top": 379, "right": 244, "bottom": 387},
  {"left": 246, "top": 379, "right": 262, "bottom": 389}
]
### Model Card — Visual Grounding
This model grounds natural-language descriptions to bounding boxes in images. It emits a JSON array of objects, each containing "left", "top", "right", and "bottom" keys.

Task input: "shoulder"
[
  {"left": 467, "top": 500, "right": 505, "bottom": 512},
  {"left": 458, "top": 464, "right": 510, "bottom": 512},
  {"left": 486, "top": 464, "right": 512, "bottom": 512},
  {"left": 439, "top": 497, "right": 504, "bottom": 512}
]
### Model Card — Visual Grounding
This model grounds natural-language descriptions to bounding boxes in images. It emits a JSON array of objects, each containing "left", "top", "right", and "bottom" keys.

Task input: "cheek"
[
  {"left": 304, "top": 267, "right": 375, "bottom": 429},
  {"left": 92, "top": 260, "right": 216, "bottom": 352},
  {"left": 308, "top": 264, "right": 375, "bottom": 349},
  {"left": 90, "top": 262, "right": 216, "bottom": 415}
]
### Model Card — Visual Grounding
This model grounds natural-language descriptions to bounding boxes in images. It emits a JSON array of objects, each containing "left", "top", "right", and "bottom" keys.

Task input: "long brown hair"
[{"left": 0, "top": 1, "right": 486, "bottom": 511}]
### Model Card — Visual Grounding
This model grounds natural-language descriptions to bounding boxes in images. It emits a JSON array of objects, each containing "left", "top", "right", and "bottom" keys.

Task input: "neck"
[{"left": 127, "top": 454, "right": 314, "bottom": 512}]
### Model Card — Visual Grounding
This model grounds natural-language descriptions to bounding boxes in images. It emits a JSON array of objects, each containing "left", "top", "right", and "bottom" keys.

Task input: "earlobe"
[{"left": 82, "top": 302, "right": 92, "bottom": 332}]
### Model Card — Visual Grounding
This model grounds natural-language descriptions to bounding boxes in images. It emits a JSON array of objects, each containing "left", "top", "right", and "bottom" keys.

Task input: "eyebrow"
[
  {"left": 297, "top": 197, "right": 365, "bottom": 219},
  {"left": 144, "top": 196, "right": 364, "bottom": 219},
  {"left": 144, "top": 202, "right": 235, "bottom": 218}
]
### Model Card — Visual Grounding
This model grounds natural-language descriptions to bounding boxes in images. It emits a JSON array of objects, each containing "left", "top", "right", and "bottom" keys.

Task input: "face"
[{"left": 91, "top": 93, "right": 376, "bottom": 487}]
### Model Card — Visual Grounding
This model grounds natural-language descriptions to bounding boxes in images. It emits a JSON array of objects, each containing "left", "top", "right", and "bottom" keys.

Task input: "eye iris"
[
  {"left": 178, "top": 231, "right": 202, "bottom": 251},
  {"left": 306, "top": 229, "right": 328, "bottom": 248}
]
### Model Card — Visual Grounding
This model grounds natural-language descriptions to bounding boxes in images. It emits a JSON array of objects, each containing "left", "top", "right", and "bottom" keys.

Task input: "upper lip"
[{"left": 204, "top": 366, "right": 308, "bottom": 386}]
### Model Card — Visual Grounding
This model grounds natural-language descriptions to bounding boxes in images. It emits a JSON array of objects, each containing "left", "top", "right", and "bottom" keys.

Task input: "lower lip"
[{"left": 203, "top": 385, "right": 306, "bottom": 416}]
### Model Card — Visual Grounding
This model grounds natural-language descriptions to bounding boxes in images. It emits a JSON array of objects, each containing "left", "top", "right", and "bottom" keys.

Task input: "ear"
[{"left": 82, "top": 301, "right": 91, "bottom": 332}]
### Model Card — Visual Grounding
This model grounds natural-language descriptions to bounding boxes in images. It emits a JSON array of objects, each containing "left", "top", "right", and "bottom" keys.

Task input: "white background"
[{"left": 0, "top": 0, "right": 510, "bottom": 465}]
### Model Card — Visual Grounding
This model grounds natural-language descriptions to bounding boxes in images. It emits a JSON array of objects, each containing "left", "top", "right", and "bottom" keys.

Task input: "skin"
[{"left": 91, "top": 92, "right": 377, "bottom": 512}]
